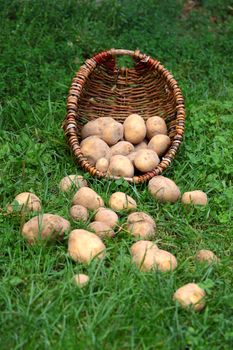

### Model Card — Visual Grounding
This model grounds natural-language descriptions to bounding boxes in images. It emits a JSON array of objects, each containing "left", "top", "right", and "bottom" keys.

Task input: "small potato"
[
  {"left": 134, "top": 149, "right": 160, "bottom": 172},
  {"left": 181, "top": 191, "right": 208, "bottom": 206},
  {"left": 127, "top": 152, "right": 137, "bottom": 163},
  {"left": 152, "top": 249, "right": 177, "bottom": 272},
  {"left": 173, "top": 283, "right": 206, "bottom": 312},
  {"left": 130, "top": 241, "right": 159, "bottom": 271},
  {"left": 127, "top": 212, "right": 156, "bottom": 228},
  {"left": 130, "top": 240, "right": 158, "bottom": 256},
  {"left": 109, "top": 192, "right": 137, "bottom": 211},
  {"left": 89, "top": 221, "right": 115, "bottom": 238},
  {"left": 68, "top": 229, "right": 106, "bottom": 263},
  {"left": 59, "top": 175, "right": 88, "bottom": 192},
  {"left": 7, "top": 192, "right": 41, "bottom": 213},
  {"left": 148, "top": 134, "right": 171, "bottom": 157},
  {"left": 110, "top": 141, "right": 134, "bottom": 156},
  {"left": 81, "top": 119, "right": 103, "bottom": 139},
  {"left": 195, "top": 249, "right": 219, "bottom": 264},
  {"left": 108, "top": 155, "right": 134, "bottom": 178},
  {"left": 96, "top": 158, "right": 109, "bottom": 172},
  {"left": 146, "top": 116, "right": 167, "bottom": 139},
  {"left": 134, "top": 141, "right": 148, "bottom": 151},
  {"left": 70, "top": 205, "right": 89, "bottom": 221},
  {"left": 124, "top": 114, "right": 146, "bottom": 144},
  {"left": 73, "top": 273, "right": 89, "bottom": 288},
  {"left": 148, "top": 176, "right": 181, "bottom": 203},
  {"left": 128, "top": 221, "right": 156, "bottom": 239},
  {"left": 22, "top": 213, "right": 70, "bottom": 244},
  {"left": 80, "top": 136, "right": 110, "bottom": 165},
  {"left": 72, "top": 187, "right": 104, "bottom": 210},
  {"left": 94, "top": 207, "right": 118, "bottom": 228}
]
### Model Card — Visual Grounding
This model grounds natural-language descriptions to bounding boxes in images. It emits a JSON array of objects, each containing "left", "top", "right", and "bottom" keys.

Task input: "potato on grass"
[
  {"left": 181, "top": 190, "right": 208, "bottom": 206},
  {"left": 110, "top": 141, "right": 134, "bottom": 156},
  {"left": 72, "top": 187, "right": 104, "bottom": 210},
  {"left": 22, "top": 213, "right": 70, "bottom": 244},
  {"left": 109, "top": 192, "right": 137, "bottom": 211},
  {"left": 80, "top": 136, "right": 110, "bottom": 165},
  {"left": 127, "top": 212, "right": 156, "bottom": 228},
  {"left": 89, "top": 221, "right": 115, "bottom": 238},
  {"left": 73, "top": 274, "right": 89, "bottom": 288},
  {"left": 68, "top": 229, "right": 105, "bottom": 263},
  {"left": 195, "top": 249, "right": 219, "bottom": 264},
  {"left": 59, "top": 175, "right": 87, "bottom": 192},
  {"left": 70, "top": 205, "right": 89, "bottom": 222},
  {"left": 173, "top": 283, "right": 206, "bottom": 312},
  {"left": 146, "top": 116, "right": 167, "bottom": 139},
  {"left": 7, "top": 192, "right": 41, "bottom": 213},
  {"left": 148, "top": 176, "right": 181, "bottom": 203},
  {"left": 128, "top": 221, "right": 156, "bottom": 239},
  {"left": 134, "top": 149, "right": 160, "bottom": 172},
  {"left": 96, "top": 158, "right": 109, "bottom": 172},
  {"left": 124, "top": 114, "right": 146, "bottom": 144},
  {"left": 148, "top": 134, "right": 171, "bottom": 157},
  {"left": 94, "top": 207, "right": 118, "bottom": 228},
  {"left": 108, "top": 155, "right": 134, "bottom": 178}
]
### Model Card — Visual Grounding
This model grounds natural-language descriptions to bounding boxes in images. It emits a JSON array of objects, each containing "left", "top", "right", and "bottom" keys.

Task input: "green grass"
[{"left": 0, "top": 0, "right": 233, "bottom": 349}]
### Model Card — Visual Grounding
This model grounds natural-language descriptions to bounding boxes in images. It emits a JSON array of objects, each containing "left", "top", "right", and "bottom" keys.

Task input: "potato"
[
  {"left": 152, "top": 249, "right": 177, "bottom": 272},
  {"left": 130, "top": 240, "right": 158, "bottom": 256},
  {"left": 127, "top": 152, "right": 137, "bottom": 163},
  {"left": 124, "top": 114, "right": 146, "bottom": 144},
  {"left": 173, "top": 283, "right": 206, "bottom": 312},
  {"left": 70, "top": 205, "right": 89, "bottom": 221},
  {"left": 134, "top": 149, "right": 160, "bottom": 172},
  {"left": 96, "top": 157, "right": 109, "bottom": 172},
  {"left": 73, "top": 274, "right": 89, "bottom": 288},
  {"left": 68, "top": 229, "right": 106, "bottom": 263},
  {"left": 94, "top": 207, "right": 118, "bottom": 228},
  {"left": 148, "top": 134, "right": 171, "bottom": 157},
  {"left": 181, "top": 190, "right": 208, "bottom": 206},
  {"left": 128, "top": 221, "right": 156, "bottom": 239},
  {"left": 110, "top": 141, "right": 134, "bottom": 156},
  {"left": 146, "top": 116, "right": 167, "bottom": 139},
  {"left": 81, "top": 117, "right": 123, "bottom": 146},
  {"left": 108, "top": 155, "right": 134, "bottom": 178},
  {"left": 109, "top": 192, "right": 137, "bottom": 211},
  {"left": 148, "top": 176, "right": 181, "bottom": 203},
  {"left": 22, "top": 213, "right": 70, "bottom": 244},
  {"left": 59, "top": 175, "right": 87, "bottom": 192},
  {"left": 127, "top": 212, "right": 156, "bottom": 228},
  {"left": 72, "top": 187, "right": 104, "bottom": 210},
  {"left": 89, "top": 221, "right": 115, "bottom": 238},
  {"left": 7, "top": 192, "right": 41, "bottom": 213},
  {"left": 80, "top": 136, "right": 110, "bottom": 165},
  {"left": 195, "top": 249, "right": 219, "bottom": 264},
  {"left": 134, "top": 141, "right": 148, "bottom": 151}
]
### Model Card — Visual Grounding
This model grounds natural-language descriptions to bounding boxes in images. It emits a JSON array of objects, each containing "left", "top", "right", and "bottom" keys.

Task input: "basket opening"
[{"left": 115, "top": 55, "right": 135, "bottom": 69}]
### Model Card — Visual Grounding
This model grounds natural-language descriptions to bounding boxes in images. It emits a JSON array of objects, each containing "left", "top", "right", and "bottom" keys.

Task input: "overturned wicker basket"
[{"left": 63, "top": 49, "right": 185, "bottom": 183}]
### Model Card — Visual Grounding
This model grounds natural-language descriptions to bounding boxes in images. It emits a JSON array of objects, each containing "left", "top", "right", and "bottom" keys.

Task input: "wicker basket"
[{"left": 63, "top": 49, "right": 185, "bottom": 183}]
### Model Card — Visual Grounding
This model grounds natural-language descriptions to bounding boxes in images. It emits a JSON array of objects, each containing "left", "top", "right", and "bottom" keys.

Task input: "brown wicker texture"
[{"left": 63, "top": 49, "right": 185, "bottom": 183}]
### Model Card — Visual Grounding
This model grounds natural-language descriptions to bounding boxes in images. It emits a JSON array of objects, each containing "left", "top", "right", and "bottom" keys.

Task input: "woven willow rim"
[{"left": 63, "top": 48, "right": 185, "bottom": 183}]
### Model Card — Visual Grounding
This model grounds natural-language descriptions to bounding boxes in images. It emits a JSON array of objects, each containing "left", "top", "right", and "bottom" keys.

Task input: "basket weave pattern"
[{"left": 63, "top": 49, "right": 185, "bottom": 183}]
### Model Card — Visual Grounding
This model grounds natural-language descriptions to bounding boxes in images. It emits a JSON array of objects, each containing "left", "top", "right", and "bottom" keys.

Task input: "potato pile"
[
  {"left": 80, "top": 114, "right": 171, "bottom": 177},
  {"left": 6, "top": 174, "right": 217, "bottom": 307}
]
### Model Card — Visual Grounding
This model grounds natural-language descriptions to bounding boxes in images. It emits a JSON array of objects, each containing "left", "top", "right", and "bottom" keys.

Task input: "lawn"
[{"left": 0, "top": 0, "right": 233, "bottom": 349}]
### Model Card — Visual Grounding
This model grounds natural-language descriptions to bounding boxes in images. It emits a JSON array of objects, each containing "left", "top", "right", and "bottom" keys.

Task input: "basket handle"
[{"left": 109, "top": 48, "right": 149, "bottom": 61}]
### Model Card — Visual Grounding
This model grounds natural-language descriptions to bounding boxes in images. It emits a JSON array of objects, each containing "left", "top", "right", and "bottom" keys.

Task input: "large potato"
[
  {"left": 181, "top": 190, "right": 208, "bottom": 205},
  {"left": 146, "top": 116, "right": 167, "bottom": 139},
  {"left": 68, "top": 229, "right": 105, "bottom": 263},
  {"left": 134, "top": 149, "right": 160, "bottom": 172},
  {"left": 173, "top": 283, "right": 206, "bottom": 312},
  {"left": 72, "top": 187, "right": 104, "bottom": 210},
  {"left": 148, "top": 176, "right": 181, "bottom": 203},
  {"left": 70, "top": 205, "right": 89, "bottom": 222},
  {"left": 195, "top": 249, "right": 219, "bottom": 264},
  {"left": 94, "top": 207, "right": 118, "bottom": 228},
  {"left": 128, "top": 221, "right": 156, "bottom": 239},
  {"left": 89, "top": 221, "right": 115, "bottom": 238},
  {"left": 80, "top": 136, "right": 110, "bottom": 165},
  {"left": 95, "top": 158, "right": 109, "bottom": 172},
  {"left": 110, "top": 141, "right": 134, "bottom": 156},
  {"left": 22, "top": 213, "right": 70, "bottom": 244},
  {"left": 148, "top": 134, "right": 171, "bottom": 157},
  {"left": 59, "top": 175, "right": 88, "bottom": 192},
  {"left": 127, "top": 212, "right": 156, "bottom": 228},
  {"left": 109, "top": 192, "right": 137, "bottom": 211},
  {"left": 7, "top": 192, "right": 41, "bottom": 213},
  {"left": 108, "top": 155, "right": 134, "bottom": 178},
  {"left": 124, "top": 114, "right": 146, "bottom": 144}
]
